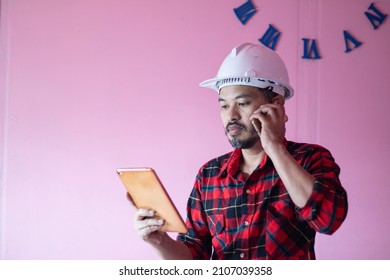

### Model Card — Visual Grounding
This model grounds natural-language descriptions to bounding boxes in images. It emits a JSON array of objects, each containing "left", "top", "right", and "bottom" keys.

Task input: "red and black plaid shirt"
[{"left": 177, "top": 140, "right": 348, "bottom": 260}]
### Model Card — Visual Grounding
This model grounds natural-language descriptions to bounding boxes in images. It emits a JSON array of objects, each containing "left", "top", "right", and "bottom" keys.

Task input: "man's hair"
[{"left": 259, "top": 88, "right": 279, "bottom": 103}]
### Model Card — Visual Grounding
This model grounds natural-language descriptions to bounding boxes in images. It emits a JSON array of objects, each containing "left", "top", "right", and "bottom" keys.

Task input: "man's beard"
[{"left": 225, "top": 122, "right": 259, "bottom": 149}]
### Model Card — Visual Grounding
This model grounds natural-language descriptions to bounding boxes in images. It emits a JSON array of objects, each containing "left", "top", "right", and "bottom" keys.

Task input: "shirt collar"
[
  {"left": 218, "top": 139, "right": 288, "bottom": 177},
  {"left": 221, "top": 149, "right": 242, "bottom": 177}
]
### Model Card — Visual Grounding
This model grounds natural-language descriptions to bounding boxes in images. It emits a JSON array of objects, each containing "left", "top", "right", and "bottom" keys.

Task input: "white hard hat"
[{"left": 200, "top": 42, "right": 294, "bottom": 99}]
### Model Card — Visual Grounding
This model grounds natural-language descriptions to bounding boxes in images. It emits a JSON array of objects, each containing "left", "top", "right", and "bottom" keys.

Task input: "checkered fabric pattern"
[{"left": 177, "top": 141, "right": 348, "bottom": 260}]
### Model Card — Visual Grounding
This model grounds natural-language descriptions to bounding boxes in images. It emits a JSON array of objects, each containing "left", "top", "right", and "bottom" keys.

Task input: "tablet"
[{"left": 117, "top": 167, "right": 188, "bottom": 233}]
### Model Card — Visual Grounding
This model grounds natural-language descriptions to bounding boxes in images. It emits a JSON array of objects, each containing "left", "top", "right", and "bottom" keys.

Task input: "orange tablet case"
[{"left": 117, "top": 168, "right": 188, "bottom": 233}]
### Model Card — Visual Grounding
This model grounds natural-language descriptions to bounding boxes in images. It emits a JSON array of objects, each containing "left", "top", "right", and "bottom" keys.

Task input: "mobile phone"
[{"left": 252, "top": 118, "right": 262, "bottom": 134}]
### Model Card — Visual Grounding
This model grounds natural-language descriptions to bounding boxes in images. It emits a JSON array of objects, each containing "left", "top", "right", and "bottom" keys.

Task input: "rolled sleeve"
[
  {"left": 296, "top": 162, "right": 348, "bottom": 234},
  {"left": 176, "top": 176, "right": 212, "bottom": 259}
]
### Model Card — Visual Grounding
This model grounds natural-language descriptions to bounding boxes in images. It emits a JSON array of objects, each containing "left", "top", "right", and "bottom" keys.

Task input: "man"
[{"left": 133, "top": 42, "right": 348, "bottom": 259}]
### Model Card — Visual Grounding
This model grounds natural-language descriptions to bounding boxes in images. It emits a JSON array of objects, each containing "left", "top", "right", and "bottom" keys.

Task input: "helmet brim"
[{"left": 199, "top": 77, "right": 294, "bottom": 99}]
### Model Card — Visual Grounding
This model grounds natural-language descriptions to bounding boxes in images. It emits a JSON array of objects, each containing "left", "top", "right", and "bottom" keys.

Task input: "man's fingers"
[
  {"left": 138, "top": 225, "right": 163, "bottom": 240},
  {"left": 135, "top": 216, "right": 164, "bottom": 229},
  {"left": 251, "top": 104, "right": 284, "bottom": 123},
  {"left": 130, "top": 206, "right": 166, "bottom": 243},
  {"left": 135, "top": 208, "right": 156, "bottom": 221},
  {"left": 251, "top": 119, "right": 262, "bottom": 134},
  {"left": 135, "top": 213, "right": 165, "bottom": 240}
]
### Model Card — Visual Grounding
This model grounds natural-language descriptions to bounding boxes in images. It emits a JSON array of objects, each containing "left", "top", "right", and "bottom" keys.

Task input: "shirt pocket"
[
  {"left": 207, "top": 213, "right": 234, "bottom": 256},
  {"left": 265, "top": 200, "right": 311, "bottom": 259},
  {"left": 207, "top": 214, "right": 225, "bottom": 235}
]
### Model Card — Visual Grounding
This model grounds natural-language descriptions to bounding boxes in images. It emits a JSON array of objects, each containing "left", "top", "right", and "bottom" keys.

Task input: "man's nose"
[{"left": 227, "top": 105, "right": 240, "bottom": 121}]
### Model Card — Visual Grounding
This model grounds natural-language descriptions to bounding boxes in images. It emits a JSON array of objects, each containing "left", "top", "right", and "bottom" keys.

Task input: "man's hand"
[
  {"left": 250, "top": 103, "right": 287, "bottom": 155},
  {"left": 125, "top": 194, "right": 192, "bottom": 259},
  {"left": 134, "top": 208, "right": 167, "bottom": 244},
  {"left": 250, "top": 103, "right": 315, "bottom": 208},
  {"left": 127, "top": 193, "right": 167, "bottom": 244}
]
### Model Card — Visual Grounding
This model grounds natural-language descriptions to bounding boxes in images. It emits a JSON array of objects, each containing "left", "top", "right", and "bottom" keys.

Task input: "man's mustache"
[{"left": 225, "top": 122, "right": 246, "bottom": 131}]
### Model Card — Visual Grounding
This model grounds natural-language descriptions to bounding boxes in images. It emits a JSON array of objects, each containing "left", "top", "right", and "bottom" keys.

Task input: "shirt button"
[
  {"left": 244, "top": 220, "right": 249, "bottom": 226},
  {"left": 240, "top": 253, "right": 245, "bottom": 258},
  {"left": 246, "top": 189, "right": 251, "bottom": 194}
]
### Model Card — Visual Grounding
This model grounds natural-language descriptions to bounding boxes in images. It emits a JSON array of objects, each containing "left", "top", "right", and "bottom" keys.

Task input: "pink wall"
[{"left": 0, "top": 0, "right": 389, "bottom": 259}]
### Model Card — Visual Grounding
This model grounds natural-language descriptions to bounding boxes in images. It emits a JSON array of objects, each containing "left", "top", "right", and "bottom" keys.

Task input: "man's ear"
[{"left": 272, "top": 94, "right": 285, "bottom": 106}]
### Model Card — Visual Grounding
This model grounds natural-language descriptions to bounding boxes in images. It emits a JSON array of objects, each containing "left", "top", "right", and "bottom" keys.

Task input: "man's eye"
[
  {"left": 239, "top": 102, "right": 249, "bottom": 107},
  {"left": 221, "top": 105, "right": 228, "bottom": 109}
]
